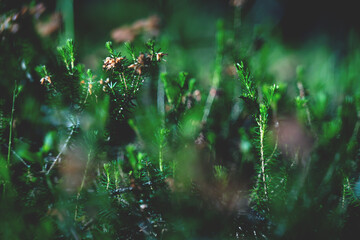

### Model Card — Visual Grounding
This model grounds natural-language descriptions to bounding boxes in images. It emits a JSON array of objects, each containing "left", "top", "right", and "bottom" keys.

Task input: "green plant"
[{"left": 2, "top": 1, "right": 360, "bottom": 239}]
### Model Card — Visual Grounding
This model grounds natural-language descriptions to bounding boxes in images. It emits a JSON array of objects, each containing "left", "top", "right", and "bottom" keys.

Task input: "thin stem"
[
  {"left": 297, "top": 81, "right": 316, "bottom": 174},
  {"left": 202, "top": 67, "right": 222, "bottom": 123},
  {"left": 342, "top": 177, "right": 347, "bottom": 209},
  {"left": 122, "top": 72, "right": 127, "bottom": 90},
  {"left": 6, "top": 145, "right": 30, "bottom": 168},
  {"left": 106, "top": 173, "right": 110, "bottom": 190},
  {"left": 159, "top": 142, "right": 163, "bottom": 172},
  {"left": 46, "top": 124, "right": 77, "bottom": 175},
  {"left": 119, "top": 73, "right": 127, "bottom": 90},
  {"left": 258, "top": 115, "right": 269, "bottom": 205},
  {"left": 7, "top": 81, "right": 17, "bottom": 166},
  {"left": 158, "top": 66, "right": 166, "bottom": 172},
  {"left": 202, "top": 88, "right": 216, "bottom": 124},
  {"left": 202, "top": 52, "right": 222, "bottom": 123},
  {"left": 157, "top": 66, "right": 165, "bottom": 118},
  {"left": 75, "top": 150, "right": 91, "bottom": 220},
  {"left": 83, "top": 86, "right": 90, "bottom": 106},
  {"left": 297, "top": 82, "right": 312, "bottom": 127},
  {"left": 202, "top": 21, "right": 223, "bottom": 123},
  {"left": 265, "top": 137, "right": 278, "bottom": 166}
]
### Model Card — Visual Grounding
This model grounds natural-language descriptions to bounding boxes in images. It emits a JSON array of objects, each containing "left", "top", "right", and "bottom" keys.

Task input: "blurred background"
[
  {"left": 40, "top": 0, "right": 360, "bottom": 96},
  {"left": 2, "top": 0, "right": 360, "bottom": 239},
  {"left": 3, "top": 0, "right": 360, "bottom": 89}
]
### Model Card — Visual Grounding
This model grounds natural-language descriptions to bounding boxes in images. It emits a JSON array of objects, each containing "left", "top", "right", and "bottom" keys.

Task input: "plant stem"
[
  {"left": 157, "top": 66, "right": 165, "bottom": 117},
  {"left": 266, "top": 138, "right": 278, "bottom": 166},
  {"left": 75, "top": 150, "right": 91, "bottom": 220},
  {"left": 120, "top": 72, "right": 127, "bottom": 90},
  {"left": 7, "top": 145, "right": 30, "bottom": 168},
  {"left": 7, "top": 81, "right": 17, "bottom": 166},
  {"left": 202, "top": 20, "right": 224, "bottom": 123},
  {"left": 46, "top": 123, "right": 77, "bottom": 175},
  {"left": 297, "top": 82, "right": 312, "bottom": 127},
  {"left": 258, "top": 114, "right": 269, "bottom": 205},
  {"left": 159, "top": 142, "right": 163, "bottom": 172},
  {"left": 342, "top": 177, "right": 347, "bottom": 209},
  {"left": 106, "top": 173, "right": 110, "bottom": 190}
]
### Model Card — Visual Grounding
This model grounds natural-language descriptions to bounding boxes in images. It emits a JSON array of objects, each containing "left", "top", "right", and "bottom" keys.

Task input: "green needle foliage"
[{"left": 1, "top": 1, "right": 360, "bottom": 239}]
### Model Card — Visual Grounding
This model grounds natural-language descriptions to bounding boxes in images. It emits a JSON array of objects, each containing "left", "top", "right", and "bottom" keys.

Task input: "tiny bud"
[
  {"left": 88, "top": 84, "right": 93, "bottom": 95},
  {"left": 128, "top": 64, "right": 136, "bottom": 69},
  {"left": 156, "top": 52, "right": 167, "bottom": 61},
  {"left": 193, "top": 89, "right": 201, "bottom": 102}
]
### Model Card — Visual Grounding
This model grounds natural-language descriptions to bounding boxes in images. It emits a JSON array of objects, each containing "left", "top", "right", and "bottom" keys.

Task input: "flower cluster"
[
  {"left": 128, "top": 53, "right": 151, "bottom": 75},
  {"left": 99, "top": 78, "right": 110, "bottom": 92},
  {"left": 80, "top": 79, "right": 94, "bottom": 95},
  {"left": 156, "top": 52, "right": 167, "bottom": 62},
  {"left": 40, "top": 76, "right": 52, "bottom": 85},
  {"left": 103, "top": 56, "right": 125, "bottom": 71},
  {"left": 128, "top": 51, "right": 166, "bottom": 75},
  {"left": 182, "top": 90, "right": 202, "bottom": 110}
]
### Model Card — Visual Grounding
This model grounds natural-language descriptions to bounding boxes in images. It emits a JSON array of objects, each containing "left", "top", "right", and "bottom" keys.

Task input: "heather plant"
[{"left": 1, "top": 1, "right": 360, "bottom": 239}]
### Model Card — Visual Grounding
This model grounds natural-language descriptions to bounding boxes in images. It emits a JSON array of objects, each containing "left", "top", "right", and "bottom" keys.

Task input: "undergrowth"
[{"left": 1, "top": 1, "right": 360, "bottom": 239}]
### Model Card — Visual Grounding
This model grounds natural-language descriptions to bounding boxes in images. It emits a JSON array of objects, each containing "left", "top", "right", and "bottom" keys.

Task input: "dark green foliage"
[{"left": 2, "top": 1, "right": 360, "bottom": 239}]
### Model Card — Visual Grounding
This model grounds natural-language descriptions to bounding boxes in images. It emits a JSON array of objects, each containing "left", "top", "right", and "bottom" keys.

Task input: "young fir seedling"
[
  {"left": 101, "top": 40, "right": 166, "bottom": 120},
  {"left": 37, "top": 39, "right": 166, "bottom": 121},
  {"left": 36, "top": 39, "right": 166, "bottom": 175},
  {"left": 236, "top": 60, "right": 283, "bottom": 214}
]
